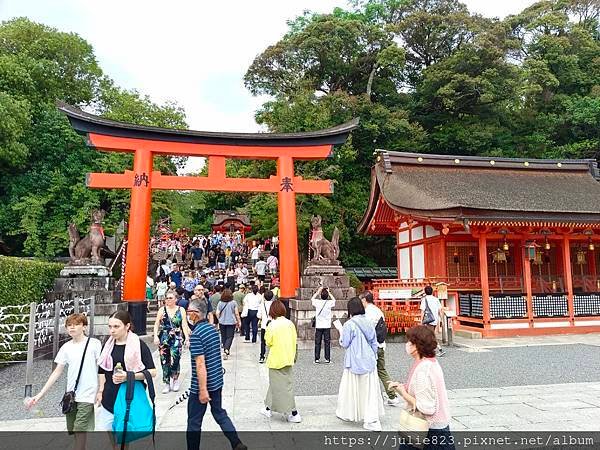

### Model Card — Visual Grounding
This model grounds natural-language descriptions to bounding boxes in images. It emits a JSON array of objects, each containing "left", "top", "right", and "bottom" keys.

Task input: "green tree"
[{"left": 0, "top": 18, "right": 187, "bottom": 256}]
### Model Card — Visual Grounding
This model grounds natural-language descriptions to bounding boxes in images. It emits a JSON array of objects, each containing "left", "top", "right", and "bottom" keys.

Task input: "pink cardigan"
[{"left": 406, "top": 358, "right": 451, "bottom": 429}]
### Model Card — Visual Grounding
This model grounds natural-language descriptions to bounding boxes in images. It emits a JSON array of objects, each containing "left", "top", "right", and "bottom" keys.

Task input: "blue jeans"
[{"left": 186, "top": 388, "right": 241, "bottom": 450}]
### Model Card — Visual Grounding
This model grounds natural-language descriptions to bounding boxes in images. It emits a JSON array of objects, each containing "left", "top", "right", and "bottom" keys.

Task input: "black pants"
[
  {"left": 314, "top": 328, "right": 331, "bottom": 361},
  {"left": 245, "top": 310, "right": 259, "bottom": 342},
  {"left": 220, "top": 324, "right": 236, "bottom": 351},
  {"left": 186, "top": 388, "right": 241, "bottom": 450},
  {"left": 260, "top": 328, "right": 267, "bottom": 359},
  {"left": 240, "top": 316, "right": 247, "bottom": 336}
]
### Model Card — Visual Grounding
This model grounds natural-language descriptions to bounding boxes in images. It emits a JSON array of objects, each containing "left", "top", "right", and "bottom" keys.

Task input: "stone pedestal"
[
  {"left": 290, "top": 264, "right": 355, "bottom": 342},
  {"left": 47, "top": 267, "right": 123, "bottom": 337}
]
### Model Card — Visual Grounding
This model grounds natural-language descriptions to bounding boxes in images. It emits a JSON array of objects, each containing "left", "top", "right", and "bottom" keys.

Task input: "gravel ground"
[
  {"left": 0, "top": 358, "right": 68, "bottom": 420},
  {"left": 293, "top": 343, "right": 600, "bottom": 396}
]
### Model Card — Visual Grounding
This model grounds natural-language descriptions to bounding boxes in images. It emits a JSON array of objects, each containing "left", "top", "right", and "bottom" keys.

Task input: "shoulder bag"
[
  {"left": 60, "top": 337, "right": 90, "bottom": 414},
  {"left": 113, "top": 370, "right": 156, "bottom": 449},
  {"left": 422, "top": 297, "right": 435, "bottom": 325}
]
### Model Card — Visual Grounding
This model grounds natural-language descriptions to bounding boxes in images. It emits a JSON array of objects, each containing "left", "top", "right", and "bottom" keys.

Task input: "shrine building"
[
  {"left": 358, "top": 150, "right": 600, "bottom": 337},
  {"left": 211, "top": 210, "right": 251, "bottom": 239}
]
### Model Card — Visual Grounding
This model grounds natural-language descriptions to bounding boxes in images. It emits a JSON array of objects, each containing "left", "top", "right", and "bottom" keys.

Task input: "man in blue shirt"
[
  {"left": 186, "top": 299, "right": 246, "bottom": 450},
  {"left": 169, "top": 264, "right": 183, "bottom": 288}
]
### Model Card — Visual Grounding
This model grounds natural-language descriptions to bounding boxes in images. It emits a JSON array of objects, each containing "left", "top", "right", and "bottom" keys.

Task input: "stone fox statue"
[
  {"left": 310, "top": 215, "right": 340, "bottom": 262},
  {"left": 68, "top": 209, "right": 106, "bottom": 264}
]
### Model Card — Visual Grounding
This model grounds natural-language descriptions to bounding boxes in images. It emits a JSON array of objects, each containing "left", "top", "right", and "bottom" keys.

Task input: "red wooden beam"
[
  {"left": 87, "top": 134, "right": 334, "bottom": 160},
  {"left": 86, "top": 171, "right": 333, "bottom": 194}
]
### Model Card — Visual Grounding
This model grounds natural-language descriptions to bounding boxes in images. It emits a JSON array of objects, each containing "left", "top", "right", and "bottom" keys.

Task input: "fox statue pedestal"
[
  {"left": 48, "top": 267, "right": 123, "bottom": 338},
  {"left": 290, "top": 264, "right": 355, "bottom": 342}
]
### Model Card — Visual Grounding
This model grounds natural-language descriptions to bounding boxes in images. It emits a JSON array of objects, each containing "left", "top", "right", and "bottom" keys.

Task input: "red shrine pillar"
[
  {"left": 123, "top": 149, "right": 153, "bottom": 332},
  {"left": 478, "top": 234, "right": 491, "bottom": 330},
  {"left": 522, "top": 241, "right": 534, "bottom": 327},
  {"left": 562, "top": 236, "right": 575, "bottom": 324},
  {"left": 277, "top": 156, "right": 300, "bottom": 301}
]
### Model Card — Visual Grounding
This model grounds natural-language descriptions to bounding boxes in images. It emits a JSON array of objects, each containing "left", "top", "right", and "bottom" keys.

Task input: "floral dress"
[{"left": 158, "top": 306, "right": 183, "bottom": 383}]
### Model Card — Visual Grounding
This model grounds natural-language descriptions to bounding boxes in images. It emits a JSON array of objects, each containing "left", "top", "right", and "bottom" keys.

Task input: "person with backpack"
[
  {"left": 26, "top": 313, "right": 102, "bottom": 450},
  {"left": 421, "top": 285, "right": 446, "bottom": 357},
  {"left": 311, "top": 286, "right": 335, "bottom": 364},
  {"left": 96, "top": 311, "right": 156, "bottom": 438},
  {"left": 360, "top": 291, "right": 400, "bottom": 406},
  {"left": 336, "top": 297, "right": 384, "bottom": 432}
]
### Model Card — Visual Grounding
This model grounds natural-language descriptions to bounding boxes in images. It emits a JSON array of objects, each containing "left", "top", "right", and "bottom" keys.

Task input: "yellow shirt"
[{"left": 265, "top": 317, "right": 297, "bottom": 369}]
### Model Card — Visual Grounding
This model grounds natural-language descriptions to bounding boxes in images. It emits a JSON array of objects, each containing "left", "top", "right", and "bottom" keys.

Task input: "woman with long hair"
[
  {"left": 336, "top": 297, "right": 384, "bottom": 432},
  {"left": 153, "top": 293, "right": 191, "bottom": 393},
  {"left": 97, "top": 311, "right": 157, "bottom": 434},
  {"left": 388, "top": 325, "right": 455, "bottom": 450},
  {"left": 216, "top": 288, "right": 242, "bottom": 359},
  {"left": 259, "top": 299, "right": 301, "bottom": 423}
]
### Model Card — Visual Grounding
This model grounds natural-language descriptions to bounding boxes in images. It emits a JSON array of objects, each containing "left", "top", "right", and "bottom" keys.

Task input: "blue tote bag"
[{"left": 113, "top": 370, "right": 156, "bottom": 449}]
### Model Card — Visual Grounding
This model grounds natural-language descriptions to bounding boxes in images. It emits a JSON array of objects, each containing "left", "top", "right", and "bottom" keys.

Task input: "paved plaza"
[{"left": 0, "top": 334, "right": 599, "bottom": 434}]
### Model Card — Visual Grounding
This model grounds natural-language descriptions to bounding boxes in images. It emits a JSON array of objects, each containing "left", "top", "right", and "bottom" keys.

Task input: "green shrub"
[
  {"left": 0, "top": 256, "right": 63, "bottom": 306},
  {"left": 347, "top": 272, "right": 364, "bottom": 294}
]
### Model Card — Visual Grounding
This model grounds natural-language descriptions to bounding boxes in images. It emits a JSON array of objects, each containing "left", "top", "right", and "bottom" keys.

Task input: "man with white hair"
[{"left": 187, "top": 299, "right": 247, "bottom": 450}]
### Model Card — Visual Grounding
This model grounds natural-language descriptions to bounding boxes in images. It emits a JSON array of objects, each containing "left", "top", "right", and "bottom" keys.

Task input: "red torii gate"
[{"left": 59, "top": 103, "right": 357, "bottom": 327}]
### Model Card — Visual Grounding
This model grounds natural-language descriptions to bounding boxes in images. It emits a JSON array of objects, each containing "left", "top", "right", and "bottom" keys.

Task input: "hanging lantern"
[
  {"left": 577, "top": 249, "right": 587, "bottom": 265},
  {"left": 589, "top": 239, "right": 595, "bottom": 251},
  {"left": 492, "top": 248, "right": 507, "bottom": 263},
  {"left": 468, "top": 252, "right": 475, "bottom": 263},
  {"left": 502, "top": 240, "right": 509, "bottom": 252},
  {"left": 525, "top": 242, "right": 538, "bottom": 261},
  {"left": 453, "top": 252, "right": 460, "bottom": 264},
  {"left": 544, "top": 239, "right": 551, "bottom": 251},
  {"left": 551, "top": 280, "right": 557, "bottom": 292}
]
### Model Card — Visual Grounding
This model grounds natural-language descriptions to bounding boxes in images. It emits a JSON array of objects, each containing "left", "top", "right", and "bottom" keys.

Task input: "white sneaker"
[
  {"left": 172, "top": 379, "right": 181, "bottom": 392},
  {"left": 287, "top": 412, "right": 302, "bottom": 423},
  {"left": 162, "top": 385, "right": 171, "bottom": 394},
  {"left": 363, "top": 420, "right": 382, "bottom": 432},
  {"left": 259, "top": 407, "right": 272, "bottom": 418},
  {"left": 385, "top": 396, "right": 402, "bottom": 406}
]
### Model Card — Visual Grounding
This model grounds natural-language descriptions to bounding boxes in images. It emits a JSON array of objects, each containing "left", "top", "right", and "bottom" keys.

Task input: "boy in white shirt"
[{"left": 26, "top": 313, "right": 102, "bottom": 449}]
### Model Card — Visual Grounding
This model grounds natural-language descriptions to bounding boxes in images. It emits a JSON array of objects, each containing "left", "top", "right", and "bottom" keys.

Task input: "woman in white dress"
[{"left": 336, "top": 297, "right": 384, "bottom": 431}]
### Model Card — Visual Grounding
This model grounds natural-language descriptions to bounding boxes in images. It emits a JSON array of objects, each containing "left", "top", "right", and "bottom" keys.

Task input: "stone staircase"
[{"left": 146, "top": 299, "right": 160, "bottom": 334}]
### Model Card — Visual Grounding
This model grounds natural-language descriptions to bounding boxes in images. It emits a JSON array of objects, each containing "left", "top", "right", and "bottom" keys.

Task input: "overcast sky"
[{"left": 1, "top": 0, "right": 537, "bottom": 172}]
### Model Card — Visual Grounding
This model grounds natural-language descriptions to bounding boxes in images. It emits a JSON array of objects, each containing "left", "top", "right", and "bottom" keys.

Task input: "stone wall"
[{"left": 290, "top": 270, "right": 355, "bottom": 342}]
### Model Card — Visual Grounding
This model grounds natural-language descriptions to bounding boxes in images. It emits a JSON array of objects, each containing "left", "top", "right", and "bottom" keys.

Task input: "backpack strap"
[
  {"left": 142, "top": 369, "right": 156, "bottom": 448},
  {"left": 121, "top": 371, "right": 136, "bottom": 450}
]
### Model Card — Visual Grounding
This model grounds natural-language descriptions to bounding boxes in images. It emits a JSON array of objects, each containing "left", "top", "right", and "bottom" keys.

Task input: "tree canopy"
[
  {"left": 0, "top": 18, "right": 187, "bottom": 257},
  {"left": 1, "top": 0, "right": 599, "bottom": 269}
]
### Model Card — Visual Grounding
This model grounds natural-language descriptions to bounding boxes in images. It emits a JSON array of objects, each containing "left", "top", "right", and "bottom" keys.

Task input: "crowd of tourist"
[{"left": 25, "top": 223, "right": 452, "bottom": 450}]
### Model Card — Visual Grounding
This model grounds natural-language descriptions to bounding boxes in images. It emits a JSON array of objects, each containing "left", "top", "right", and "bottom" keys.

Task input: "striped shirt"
[{"left": 189, "top": 321, "right": 223, "bottom": 393}]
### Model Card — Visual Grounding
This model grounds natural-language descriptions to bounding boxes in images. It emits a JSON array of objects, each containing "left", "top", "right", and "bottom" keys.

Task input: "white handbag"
[{"left": 398, "top": 407, "right": 429, "bottom": 448}]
